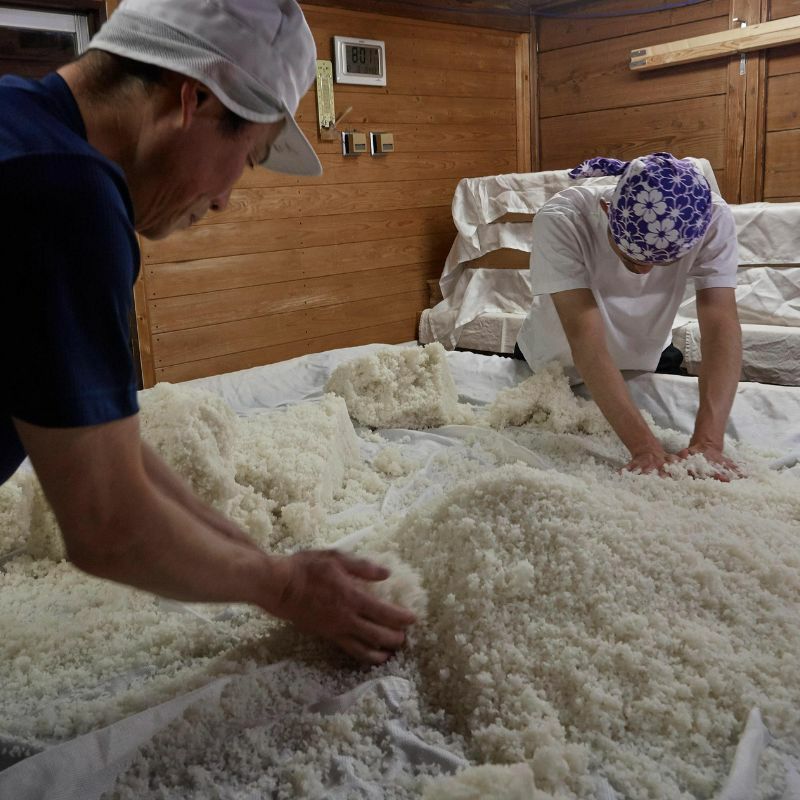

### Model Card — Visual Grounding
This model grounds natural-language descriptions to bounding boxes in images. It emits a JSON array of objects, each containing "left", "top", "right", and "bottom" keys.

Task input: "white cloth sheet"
[
  {"left": 432, "top": 167, "right": 800, "bottom": 359},
  {"left": 418, "top": 305, "right": 526, "bottom": 353},
  {"left": 732, "top": 203, "right": 800, "bottom": 266},
  {"left": 677, "top": 266, "right": 800, "bottom": 328},
  {"left": 451, "top": 311, "right": 524, "bottom": 354},
  {"left": 670, "top": 264, "right": 800, "bottom": 386},
  {"left": 2, "top": 346, "right": 799, "bottom": 799},
  {"left": 674, "top": 321, "right": 800, "bottom": 386},
  {"left": 419, "top": 268, "right": 531, "bottom": 349},
  {"left": 608, "top": 371, "right": 800, "bottom": 455},
  {"left": 0, "top": 666, "right": 466, "bottom": 800}
]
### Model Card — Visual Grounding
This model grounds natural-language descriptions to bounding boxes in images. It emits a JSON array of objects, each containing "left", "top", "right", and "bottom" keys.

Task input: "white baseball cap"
[{"left": 88, "top": 0, "right": 322, "bottom": 176}]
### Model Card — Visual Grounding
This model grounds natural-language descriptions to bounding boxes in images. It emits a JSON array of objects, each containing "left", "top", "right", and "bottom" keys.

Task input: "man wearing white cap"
[
  {"left": 515, "top": 153, "right": 742, "bottom": 479},
  {"left": 0, "top": 0, "right": 415, "bottom": 664}
]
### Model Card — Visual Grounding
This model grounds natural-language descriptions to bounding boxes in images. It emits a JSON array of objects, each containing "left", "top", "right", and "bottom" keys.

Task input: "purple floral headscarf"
[{"left": 569, "top": 153, "right": 712, "bottom": 263}]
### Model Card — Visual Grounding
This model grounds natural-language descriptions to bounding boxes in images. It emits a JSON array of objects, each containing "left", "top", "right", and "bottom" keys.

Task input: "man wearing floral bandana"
[{"left": 515, "top": 152, "right": 742, "bottom": 479}]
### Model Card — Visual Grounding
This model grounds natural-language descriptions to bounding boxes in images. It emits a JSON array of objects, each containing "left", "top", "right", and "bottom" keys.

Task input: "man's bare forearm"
[
  {"left": 692, "top": 323, "right": 741, "bottom": 448},
  {"left": 571, "top": 344, "right": 660, "bottom": 457},
  {"left": 551, "top": 289, "right": 667, "bottom": 469},
  {"left": 15, "top": 418, "right": 281, "bottom": 608},
  {"left": 691, "top": 288, "right": 742, "bottom": 451},
  {"left": 71, "top": 468, "right": 287, "bottom": 609},
  {"left": 140, "top": 443, "right": 261, "bottom": 549}
]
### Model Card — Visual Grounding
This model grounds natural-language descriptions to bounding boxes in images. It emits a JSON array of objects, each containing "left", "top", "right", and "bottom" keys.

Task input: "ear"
[{"left": 178, "top": 79, "right": 212, "bottom": 130}]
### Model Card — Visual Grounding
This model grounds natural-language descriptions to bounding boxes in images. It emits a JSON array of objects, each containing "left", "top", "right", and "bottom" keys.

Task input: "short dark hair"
[
  {"left": 216, "top": 105, "right": 251, "bottom": 137},
  {"left": 76, "top": 49, "right": 251, "bottom": 137}
]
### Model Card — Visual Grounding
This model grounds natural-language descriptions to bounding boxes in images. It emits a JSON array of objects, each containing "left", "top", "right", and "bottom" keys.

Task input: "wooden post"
[
  {"left": 723, "top": 0, "right": 768, "bottom": 203},
  {"left": 515, "top": 31, "right": 533, "bottom": 173},
  {"left": 530, "top": 12, "right": 541, "bottom": 172}
]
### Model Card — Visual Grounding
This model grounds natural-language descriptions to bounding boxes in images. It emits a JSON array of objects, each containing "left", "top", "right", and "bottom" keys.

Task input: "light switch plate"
[
  {"left": 342, "top": 131, "right": 368, "bottom": 156},
  {"left": 370, "top": 131, "right": 395, "bottom": 155}
]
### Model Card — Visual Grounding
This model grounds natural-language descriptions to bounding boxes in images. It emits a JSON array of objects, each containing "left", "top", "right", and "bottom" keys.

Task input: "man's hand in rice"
[
  {"left": 677, "top": 442, "right": 742, "bottom": 482},
  {"left": 624, "top": 447, "right": 679, "bottom": 476},
  {"left": 267, "top": 550, "right": 417, "bottom": 665}
]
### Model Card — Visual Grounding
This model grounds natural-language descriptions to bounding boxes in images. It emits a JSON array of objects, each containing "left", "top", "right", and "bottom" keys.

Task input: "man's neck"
[{"left": 56, "top": 62, "right": 143, "bottom": 175}]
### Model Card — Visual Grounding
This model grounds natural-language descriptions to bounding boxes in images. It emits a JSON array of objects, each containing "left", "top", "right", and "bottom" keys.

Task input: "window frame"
[{"left": 0, "top": 6, "right": 91, "bottom": 52}]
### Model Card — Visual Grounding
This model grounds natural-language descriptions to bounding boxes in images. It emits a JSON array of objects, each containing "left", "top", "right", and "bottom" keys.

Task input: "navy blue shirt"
[{"left": 0, "top": 73, "right": 140, "bottom": 484}]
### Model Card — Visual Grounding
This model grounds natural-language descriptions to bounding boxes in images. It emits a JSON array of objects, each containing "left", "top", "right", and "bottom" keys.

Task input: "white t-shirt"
[{"left": 516, "top": 185, "right": 738, "bottom": 373}]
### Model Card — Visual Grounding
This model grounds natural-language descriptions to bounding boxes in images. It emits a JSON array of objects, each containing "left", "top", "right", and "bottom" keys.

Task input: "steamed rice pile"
[{"left": 2, "top": 350, "right": 798, "bottom": 799}]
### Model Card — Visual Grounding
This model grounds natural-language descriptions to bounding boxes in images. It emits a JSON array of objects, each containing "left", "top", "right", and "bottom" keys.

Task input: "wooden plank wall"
[
  {"left": 536, "top": 0, "right": 736, "bottom": 198},
  {"left": 303, "top": 0, "right": 532, "bottom": 32},
  {"left": 763, "top": 0, "right": 800, "bottom": 200},
  {"left": 136, "top": 5, "right": 529, "bottom": 385}
]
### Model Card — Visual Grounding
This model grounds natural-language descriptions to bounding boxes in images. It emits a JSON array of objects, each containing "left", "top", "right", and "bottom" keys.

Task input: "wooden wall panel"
[
  {"left": 340, "top": 66, "right": 516, "bottom": 98},
  {"left": 147, "top": 234, "right": 453, "bottom": 298},
  {"left": 537, "top": 1, "right": 736, "bottom": 198},
  {"left": 765, "top": 72, "right": 800, "bottom": 130},
  {"left": 539, "top": 17, "right": 728, "bottom": 119},
  {"left": 763, "top": 0, "right": 800, "bottom": 200},
  {"left": 537, "top": 0, "right": 730, "bottom": 51},
  {"left": 297, "top": 92, "right": 516, "bottom": 126},
  {"left": 156, "top": 319, "right": 417, "bottom": 384},
  {"left": 135, "top": 5, "right": 530, "bottom": 384},
  {"left": 771, "top": 0, "right": 800, "bottom": 17},
  {"left": 297, "top": 0, "right": 532, "bottom": 33},
  {"left": 141, "top": 207, "right": 456, "bottom": 264},
  {"left": 768, "top": 44, "right": 800, "bottom": 76},
  {"left": 150, "top": 262, "right": 440, "bottom": 333},
  {"left": 234, "top": 150, "right": 517, "bottom": 189},
  {"left": 199, "top": 179, "right": 460, "bottom": 226},
  {"left": 538, "top": 0, "right": 796, "bottom": 205},
  {"left": 154, "top": 290, "right": 428, "bottom": 367},
  {"left": 304, "top": 9, "right": 523, "bottom": 52},
  {"left": 763, "top": 129, "right": 800, "bottom": 198},
  {"left": 540, "top": 95, "right": 727, "bottom": 172},
  {"left": 298, "top": 122, "right": 514, "bottom": 153}
]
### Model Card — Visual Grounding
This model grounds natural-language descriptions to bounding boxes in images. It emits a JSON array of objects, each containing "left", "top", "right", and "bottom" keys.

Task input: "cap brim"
[{"left": 261, "top": 110, "right": 322, "bottom": 177}]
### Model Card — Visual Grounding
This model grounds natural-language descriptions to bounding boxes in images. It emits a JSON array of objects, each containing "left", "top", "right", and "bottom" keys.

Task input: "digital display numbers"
[
  {"left": 334, "top": 36, "right": 386, "bottom": 86},
  {"left": 345, "top": 43, "right": 381, "bottom": 75}
]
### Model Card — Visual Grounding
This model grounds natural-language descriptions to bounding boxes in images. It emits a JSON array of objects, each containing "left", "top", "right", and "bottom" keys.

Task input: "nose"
[{"left": 210, "top": 189, "right": 232, "bottom": 214}]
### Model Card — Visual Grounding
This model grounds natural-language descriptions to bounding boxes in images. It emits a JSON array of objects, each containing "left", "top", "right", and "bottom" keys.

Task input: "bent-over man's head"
[
  {"left": 570, "top": 152, "right": 713, "bottom": 275},
  {"left": 60, "top": 0, "right": 320, "bottom": 239}
]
